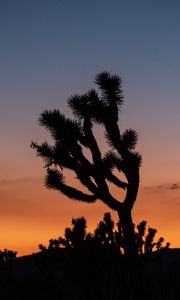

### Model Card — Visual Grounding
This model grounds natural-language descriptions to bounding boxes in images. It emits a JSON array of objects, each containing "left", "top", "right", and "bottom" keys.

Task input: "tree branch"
[{"left": 106, "top": 172, "right": 128, "bottom": 190}]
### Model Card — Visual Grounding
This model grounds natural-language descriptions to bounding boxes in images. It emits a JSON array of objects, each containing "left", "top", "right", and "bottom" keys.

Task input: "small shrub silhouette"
[
  {"left": 0, "top": 249, "right": 17, "bottom": 284},
  {"left": 135, "top": 220, "right": 170, "bottom": 256}
]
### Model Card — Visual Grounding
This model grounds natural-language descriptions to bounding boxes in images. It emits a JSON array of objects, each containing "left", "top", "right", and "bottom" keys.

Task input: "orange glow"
[{"left": 0, "top": 173, "right": 179, "bottom": 256}]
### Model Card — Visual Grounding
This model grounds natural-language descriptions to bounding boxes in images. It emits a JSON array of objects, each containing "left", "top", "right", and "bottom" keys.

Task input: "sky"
[{"left": 0, "top": 0, "right": 180, "bottom": 255}]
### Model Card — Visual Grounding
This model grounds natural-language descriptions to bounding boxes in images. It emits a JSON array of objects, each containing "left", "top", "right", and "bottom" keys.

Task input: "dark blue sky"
[
  {"left": 1, "top": 0, "right": 180, "bottom": 176},
  {"left": 1, "top": 1, "right": 180, "bottom": 123}
]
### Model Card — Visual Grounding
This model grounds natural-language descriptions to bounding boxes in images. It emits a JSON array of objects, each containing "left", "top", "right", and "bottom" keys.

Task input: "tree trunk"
[
  {"left": 118, "top": 208, "right": 137, "bottom": 258},
  {"left": 118, "top": 208, "right": 144, "bottom": 300}
]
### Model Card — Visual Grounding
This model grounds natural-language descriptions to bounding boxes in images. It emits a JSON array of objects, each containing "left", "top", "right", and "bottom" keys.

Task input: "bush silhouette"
[
  {"left": 38, "top": 213, "right": 169, "bottom": 256},
  {"left": 0, "top": 249, "right": 17, "bottom": 284},
  {"left": 135, "top": 220, "right": 170, "bottom": 255},
  {"left": 35, "top": 213, "right": 170, "bottom": 299}
]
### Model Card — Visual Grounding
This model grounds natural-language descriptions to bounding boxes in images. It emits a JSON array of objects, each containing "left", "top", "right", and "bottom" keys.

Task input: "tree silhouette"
[{"left": 31, "top": 71, "right": 141, "bottom": 258}]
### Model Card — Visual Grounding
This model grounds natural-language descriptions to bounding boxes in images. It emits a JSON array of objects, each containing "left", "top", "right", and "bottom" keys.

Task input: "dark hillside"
[{"left": 0, "top": 248, "right": 179, "bottom": 299}]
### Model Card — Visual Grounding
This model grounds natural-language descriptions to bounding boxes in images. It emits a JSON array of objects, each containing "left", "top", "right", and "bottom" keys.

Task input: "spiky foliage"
[
  {"left": 38, "top": 213, "right": 169, "bottom": 256},
  {"left": 135, "top": 221, "right": 170, "bottom": 255},
  {"left": 121, "top": 129, "right": 139, "bottom": 150},
  {"left": 32, "top": 71, "right": 142, "bottom": 257}
]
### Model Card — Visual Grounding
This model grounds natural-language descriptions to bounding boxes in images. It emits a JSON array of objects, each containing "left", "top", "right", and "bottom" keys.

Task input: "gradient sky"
[{"left": 0, "top": 0, "right": 180, "bottom": 255}]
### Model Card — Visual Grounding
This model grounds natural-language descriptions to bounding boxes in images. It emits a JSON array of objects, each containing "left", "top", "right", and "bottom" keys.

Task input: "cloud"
[
  {"left": 169, "top": 183, "right": 179, "bottom": 190},
  {"left": 142, "top": 183, "right": 180, "bottom": 191},
  {"left": 0, "top": 177, "right": 41, "bottom": 187},
  {"left": 0, "top": 180, "right": 9, "bottom": 185}
]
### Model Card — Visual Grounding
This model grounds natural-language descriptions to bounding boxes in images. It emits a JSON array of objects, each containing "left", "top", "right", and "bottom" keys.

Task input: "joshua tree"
[{"left": 31, "top": 71, "right": 141, "bottom": 259}]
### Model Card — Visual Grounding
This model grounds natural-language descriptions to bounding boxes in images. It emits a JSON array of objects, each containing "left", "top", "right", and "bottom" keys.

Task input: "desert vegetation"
[
  {"left": 0, "top": 72, "right": 178, "bottom": 300},
  {"left": 30, "top": 71, "right": 176, "bottom": 299}
]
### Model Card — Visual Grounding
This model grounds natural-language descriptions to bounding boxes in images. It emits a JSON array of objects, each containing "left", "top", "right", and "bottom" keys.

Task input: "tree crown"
[{"left": 31, "top": 71, "right": 141, "bottom": 211}]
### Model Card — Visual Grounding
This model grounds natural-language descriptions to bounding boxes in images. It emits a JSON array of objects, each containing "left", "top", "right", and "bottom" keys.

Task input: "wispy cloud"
[
  {"left": 142, "top": 183, "right": 180, "bottom": 191},
  {"left": 0, "top": 177, "right": 42, "bottom": 187},
  {"left": 169, "top": 183, "right": 179, "bottom": 190}
]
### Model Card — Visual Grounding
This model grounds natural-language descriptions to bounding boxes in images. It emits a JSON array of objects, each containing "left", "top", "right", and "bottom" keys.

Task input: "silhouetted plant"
[
  {"left": 35, "top": 213, "right": 170, "bottom": 300},
  {"left": 135, "top": 220, "right": 170, "bottom": 255},
  {"left": 0, "top": 249, "right": 17, "bottom": 284},
  {"left": 31, "top": 71, "right": 142, "bottom": 259},
  {"left": 0, "top": 249, "right": 17, "bottom": 264},
  {"left": 38, "top": 213, "right": 169, "bottom": 257},
  {"left": 70, "top": 217, "right": 87, "bottom": 248}
]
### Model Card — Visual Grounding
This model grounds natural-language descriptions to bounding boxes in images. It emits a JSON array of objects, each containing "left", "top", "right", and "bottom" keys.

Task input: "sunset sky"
[{"left": 0, "top": 0, "right": 180, "bottom": 255}]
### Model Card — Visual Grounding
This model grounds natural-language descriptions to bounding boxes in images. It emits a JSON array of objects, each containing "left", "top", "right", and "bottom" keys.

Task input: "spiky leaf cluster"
[
  {"left": 121, "top": 129, "right": 139, "bottom": 150},
  {"left": 95, "top": 72, "right": 123, "bottom": 106},
  {"left": 39, "top": 109, "right": 85, "bottom": 146}
]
